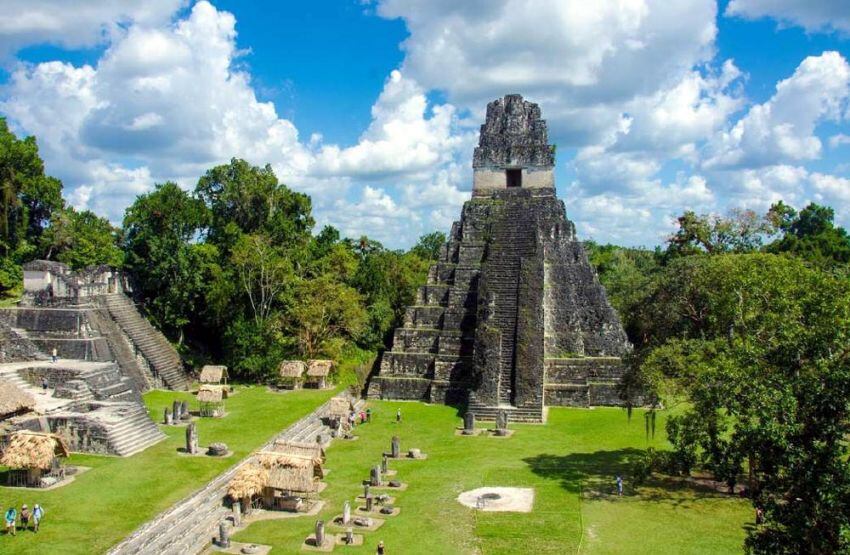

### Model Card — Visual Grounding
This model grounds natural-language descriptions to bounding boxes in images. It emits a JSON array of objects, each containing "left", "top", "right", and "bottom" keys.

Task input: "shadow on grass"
[{"left": 524, "top": 450, "right": 739, "bottom": 508}]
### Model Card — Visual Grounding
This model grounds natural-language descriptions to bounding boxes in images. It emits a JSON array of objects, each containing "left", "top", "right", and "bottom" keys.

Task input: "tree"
[
  {"left": 123, "top": 182, "right": 211, "bottom": 340},
  {"left": 195, "top": 158, "right": 313, "bottom": 248},
  {"left": 665, "top": 209, "right": 774, "bottom": 258},
  {"left": 230, "top": 233, "right": 293, "bottom": 324},
  {"left": 632, "top": 254, "right": 850, "bottom": 554},
  {"left": 766, "top": 202, "right": 850, "bottom": 268},
  {"left": 41, "top": 208, "right": 122, "bottom": 269},
  {"left": 410, "top": 231, "right": 446, "bottom": 260},
  {"left": 288, "top": 275, "right": 366, "bottom": 358}
]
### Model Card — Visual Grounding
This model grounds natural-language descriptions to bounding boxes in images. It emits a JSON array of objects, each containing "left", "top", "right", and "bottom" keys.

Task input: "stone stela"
[{"left": 368, "top": 94, "right": 632, "bottom": 423}]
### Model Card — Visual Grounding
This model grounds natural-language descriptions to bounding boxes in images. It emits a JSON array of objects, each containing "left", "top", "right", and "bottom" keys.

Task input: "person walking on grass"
[
  {"left": 396, "top": 408, "right": 401, "bottom": 423},
  {"left": 616, "top": 475, "right": 624, "bottom": 496},
  {"left": 32, "top": 504, "right": 43, "bottom": 532},
  {"left": 377, "top": 540, "right": 385, "bottom": 554},
  {"left": 19, "top": 505, "right": 30, "bottom": 531},
  {"left": 51, "top": 347, "right": 58, "bottom": 363},
  {"left": 366, "top": 407, "right": 372, "bottom": 423},
  {"left": 4, "top": 506, "right": 16, "bottom": 536}
]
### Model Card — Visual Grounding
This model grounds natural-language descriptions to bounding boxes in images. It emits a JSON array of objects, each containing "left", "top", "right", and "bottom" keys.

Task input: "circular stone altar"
[{"left": 457, "top": 487, "right": 535, "bottom": 512}]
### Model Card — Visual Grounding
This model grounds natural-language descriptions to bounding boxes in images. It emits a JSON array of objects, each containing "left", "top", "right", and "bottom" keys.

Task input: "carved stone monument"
[
  {"left": 463, "top": 411, "right": 475, "bottom": 435},
  {"left": 381, "top": 454, "right": 388, "bottom": 474},
  {"left": 495, "top": 410, "right": 508, "bottom": 436},
  {"left": 185, "top": 422, "right": 198, "bottom": 454},
  {"left": 164, "top": 407, "right": 171, "bottom": 425},
  {"left": 218, "top": 521, "right": 230, "bottom": 548},
  {"left": 370, "top": 465, "right": 382, "bottom": 486},
  {"left": 364, "top": 483, "right": 370, "bottom": 498},
  {"left": 342, "top": 500, "right": 351, "bottom": 525},
  {"left": 365, "top": 495, "right": 373, "bottom": 512},
  {"left": 172, "top": 400, "right": 181, "bottom": 422},
  {"left": 368, "top": 94, "right": 632, "bottom": 422},
  {"left": 391, "top": 436, "right": 400, "bottom": 458},
  {"left": 315, "top": 520, "right": 325, "bottom": 546},
  {"left": 180, "top": 400, "right": 190, "bottom": 420}
]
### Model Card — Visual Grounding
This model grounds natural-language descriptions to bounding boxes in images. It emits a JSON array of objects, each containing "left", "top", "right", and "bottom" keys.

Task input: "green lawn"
[
  {"left": 233, "top": 402, "right": 750, "bottom": 554},
  {"left": 0, "top": 385, "right": 335, "bottom": 554}
]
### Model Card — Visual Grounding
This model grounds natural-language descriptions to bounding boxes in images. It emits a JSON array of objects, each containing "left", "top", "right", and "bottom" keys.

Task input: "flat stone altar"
[{"left": 368, "top": 94, "right": 631, "bottom": 422}]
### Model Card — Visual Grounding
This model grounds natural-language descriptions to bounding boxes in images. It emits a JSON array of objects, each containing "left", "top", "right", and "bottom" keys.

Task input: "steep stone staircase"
[
  {"left": 109, "top": 393, "right": 363, "bottom": 555},
  {"left": 101, "top": 294, "right": 189, "bottom": 390},
  {"left": 103, "top": 403, "right": 166, "bottom": 457}
]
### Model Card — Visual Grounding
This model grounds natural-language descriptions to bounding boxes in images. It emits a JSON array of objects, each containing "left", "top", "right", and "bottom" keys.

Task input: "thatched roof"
[
  {"left": 327, "top": 396, "right": 353, "bottom": 418},
  {"left": 265, "top": 464, "right": 317, "bottom": 492},
  {"left": 0, "top": 379, "right": 36, "bottom": 417},
  {"left": 199, "top": 365, "right": 227, "bottom": 383},
  {"left": 278, "top": 360, "right": 306, "bottom": 378},
  {"left": 0, "top": 431, "right": 69, "bottom": 470},
  {"left": 227, "top": 464, "right": 268, "bottom": 500},
  {"left": 306, "top": 360, "right": 333, "bottom": 377},
  {"left": 268, "top": 440, "right": 326, "bottom": 462},
  {"left": 197, "top": 385, "right": 224, "bottom": 403}
]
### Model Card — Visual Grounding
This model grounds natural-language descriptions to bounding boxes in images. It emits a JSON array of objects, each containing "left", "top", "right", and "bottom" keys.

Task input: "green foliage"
[
  {"left": 195, "top": 158, "right": 313, "bottom": 248},
  {"left": 631, "top": 253, "right": 850, "bottom": 553},
  {"left": 766, "top": 202, "right": 850, "bottom": 269},
  {"left": 41, "top": 208, "right": 123, "bottom": 270},
  {"left": 123, "top": 182, "right": 211, "bottom": 339},
  {"left": 410, "top": 230, "right": 446, "bottom": 260},
  {"left": 665, "top": 208, "right": 775, "bottom": 258}
]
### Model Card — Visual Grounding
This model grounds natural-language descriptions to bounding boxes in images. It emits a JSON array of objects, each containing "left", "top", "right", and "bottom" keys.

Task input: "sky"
[{"left": 2, "top": 1, "right": 850, "bottom": 249}]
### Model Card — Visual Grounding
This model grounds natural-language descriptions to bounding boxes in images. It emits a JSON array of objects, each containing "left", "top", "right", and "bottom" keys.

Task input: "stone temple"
[{"left": 367, "top": 94, "right": 631, "bottom": 422}]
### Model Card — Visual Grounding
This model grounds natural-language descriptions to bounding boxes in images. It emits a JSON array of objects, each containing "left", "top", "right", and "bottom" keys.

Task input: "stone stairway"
[
  {"left": 103, "top": 403, "right": 167, "bottom": 457},
  {"left": 109, "top": 393, "right": 363, "bottom": 555},
  {"left": 0, "top": 364, "right": 33, "bottom": 391},
  {"left": 467, "top": 397, "right": 545, "bottom": 423},
  {"left": 87, "top": 306, "right": 157, "bottom": 392},
  {"left": 101, "top": 294, "right": 189, "bottom": 390}
]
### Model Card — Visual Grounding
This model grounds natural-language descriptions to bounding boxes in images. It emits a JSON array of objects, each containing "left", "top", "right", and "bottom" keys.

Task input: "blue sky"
[{"left": 2, "top": 0, "right": 850, "bottom": 248}]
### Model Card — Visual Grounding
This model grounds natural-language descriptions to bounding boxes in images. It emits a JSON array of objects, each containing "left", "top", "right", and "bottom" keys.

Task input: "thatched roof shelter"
[
  {"left": 0, "top": 431, "right": 69, "bottom": 470},
  {"left": 279, "top": 360, "right": 306, "bottom": 379},
  {"left": 268, "top": 440, "right": 326, "bottom": 463},
  {"left": 227, "top": 464, "right": 268, "bottom": 500},
  {"left": 199, "top": 365, "right": 228, "bottom": 384},
  {"left": 197, "top": 385, "right": 224, "bottom": 403},
  {"left": 327, "top": 396, "right": 354, "bottom": 418},
  {"left": 306, "top": 360, "right": 333, "bottom": 377},
  {"left": 266, "top": 464, "right": 318, "bottom": 493},
  {"left": 0, "top": 379, "right": 36, "bottom": 418}
]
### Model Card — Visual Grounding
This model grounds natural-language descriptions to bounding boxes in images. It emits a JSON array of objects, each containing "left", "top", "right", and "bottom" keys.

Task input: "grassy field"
[
  {"left": 233, "top": 402, "right": 750, "bottom": 554},
  {"left": 0, "top": 385, "right": 335, "bottom": 554}
]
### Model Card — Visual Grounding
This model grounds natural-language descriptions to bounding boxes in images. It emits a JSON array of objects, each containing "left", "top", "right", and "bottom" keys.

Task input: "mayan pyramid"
[{"left": 367, "top": 94, "right": 631, "bottom": 422}]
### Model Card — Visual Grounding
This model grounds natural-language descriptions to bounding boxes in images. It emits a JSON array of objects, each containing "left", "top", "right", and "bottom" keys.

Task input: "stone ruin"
[
  {"left": 368, "top": 94, "right": 631, "bottom": 422},
  {"left": 0, "top": 261, "right": 191, "bottom": 456}
]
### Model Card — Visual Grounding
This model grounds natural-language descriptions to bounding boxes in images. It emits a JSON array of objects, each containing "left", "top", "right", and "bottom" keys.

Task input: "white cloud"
[
  {"left": 0, "top": 1, "right": 471, "bottom": 247},
  {"left": 376, "top": 0, "right": 720, "bottom": 146},
  {"left": 726, "top": 0, "right": 850, "bottom": 33},
  {"left": 0, "top": 0, "right": 185, "bottom": 57},
  {"left": 829, "top": 133, "right": 850, "bottom": 148},
  {"left": 703, "top": 51, "right": 850, "bottom": 170}
]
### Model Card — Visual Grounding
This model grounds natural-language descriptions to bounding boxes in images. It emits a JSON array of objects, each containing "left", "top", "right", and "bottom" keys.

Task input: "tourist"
[
  {"left": 348, "top": 411, "right": 357, "bottom": 428},
  {"left": 366, "top": 407, "right": 372, "bottom": 422},
  {"left": 396, "top": 408, "right": 401, "bottom": 423},
  {"left": 376, "top": 540, "right": 385, "bottom": 554},
  {"left": 4, "top": 506, "right": 16, "bottom": 536},
  {"left": 755, "top": 506, "right": 764, "bottom": 525},
  {"left": 41, "top": 377, "right": 48, "bottom": 395},
  {"left": 616, "top": 475, "right": 623, "bottom": 496},
  {"left": 51, "top": 347, "right": 58, "bottom": 363},
  {"left": 32, "top": 504, "right": 44, "bottom": 532},
  {"left": 360, "top": 410, "right": 366, "bottom": 424},
  {"left": 19, "top": 504, "right": 30, "bottom": 531}
]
